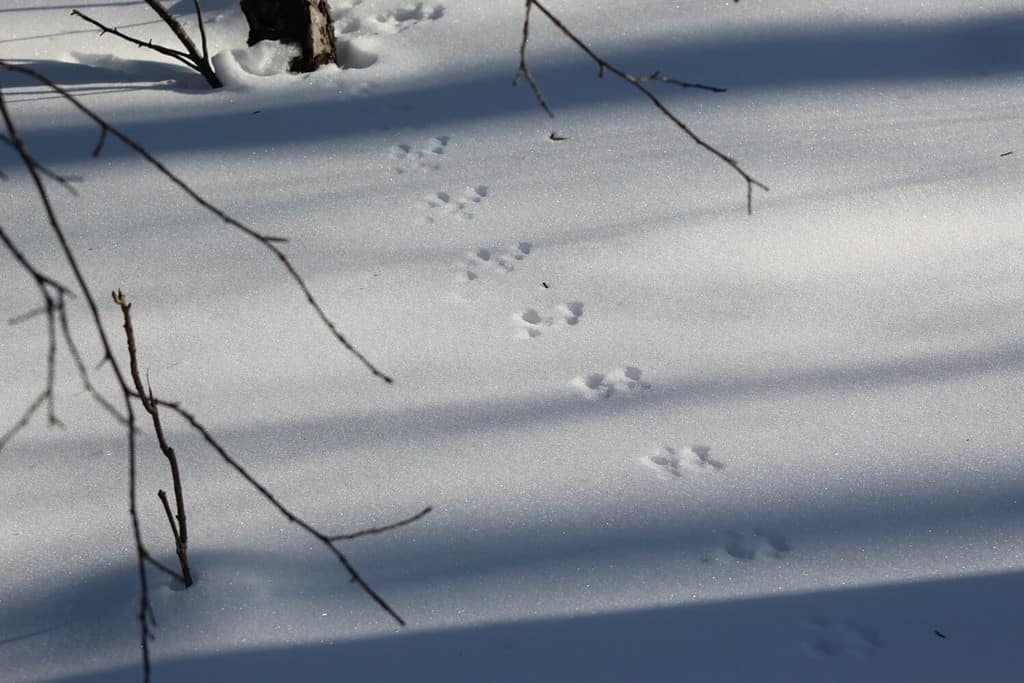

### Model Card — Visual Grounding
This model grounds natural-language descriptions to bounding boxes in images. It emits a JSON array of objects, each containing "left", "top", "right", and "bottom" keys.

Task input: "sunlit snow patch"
[{"left": 211, "top": 40, "right": 301, "bottom": 87}]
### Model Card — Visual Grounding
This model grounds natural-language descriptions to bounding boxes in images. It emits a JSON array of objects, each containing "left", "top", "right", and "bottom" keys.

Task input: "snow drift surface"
[{"left": 2, "top": 1, "right": 1023, "bottom": 681}]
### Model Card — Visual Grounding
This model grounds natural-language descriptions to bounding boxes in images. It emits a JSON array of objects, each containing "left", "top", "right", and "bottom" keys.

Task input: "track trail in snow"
[
  {"left": 334, "top": 1, "right": 446, "bottom": 70},
  {"left": 386, "top": 128, "right": 804, "bottom": 581}
]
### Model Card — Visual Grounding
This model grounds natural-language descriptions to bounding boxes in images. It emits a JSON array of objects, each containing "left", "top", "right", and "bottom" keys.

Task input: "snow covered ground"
[{"left": 2, "top": 1, "right": 1023, "bottom": 681}]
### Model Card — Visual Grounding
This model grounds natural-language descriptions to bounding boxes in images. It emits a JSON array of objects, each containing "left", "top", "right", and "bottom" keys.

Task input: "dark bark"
[{"left": 240, "top": 0, "right": 337, "bottom": 72}]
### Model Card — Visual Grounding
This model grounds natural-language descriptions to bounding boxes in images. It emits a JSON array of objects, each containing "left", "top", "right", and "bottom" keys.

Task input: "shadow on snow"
[
  {"left": 23, "top": 568, "right": 1024, "bottom": 683},
  {"left": 2, "top": 10, "right": 1022, "bottom": 163}
]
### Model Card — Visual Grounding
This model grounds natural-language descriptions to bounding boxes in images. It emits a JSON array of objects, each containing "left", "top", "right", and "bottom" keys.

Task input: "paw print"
[
  {"left": 572, "top": 366, "right": 650, "bottom": 399},
  {"left": 512, "top": 302, "right": 584, "bottom": 339},
  {"left": 724, "top": 530, "right": 791, "bottom": 560},
  {"left": 390, "top": 136, "right": 449, "bottom": 174},
  {"left": 422, "top": 185, "right": 488, "bottom": 221},
  {"left": 642, "top": 445, "right": 723, "bottom": 478}
]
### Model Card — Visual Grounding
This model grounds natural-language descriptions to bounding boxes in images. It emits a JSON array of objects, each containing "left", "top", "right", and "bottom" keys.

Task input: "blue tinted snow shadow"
[
  {"left": 3, "top": 11, "right": 1023, "bottom": 163},
  {"left": 31, "top": 569, "right": 1024, "bottom": 683}
]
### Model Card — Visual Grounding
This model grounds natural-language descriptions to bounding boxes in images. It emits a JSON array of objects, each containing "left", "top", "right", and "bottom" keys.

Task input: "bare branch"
[
  {"left": 0, "top": 61, "right": 392, "bottom": 383},
  {"left": 3, "top": 51, "right": 413, "bottom": 681},
  {"left": 512, "top": 0, "right": 552, "bottom": 117},
  {"left": 148, "top": 396, "right": 415, "bottom": 626},
  {"left": 635, "top": 70, "right": 727, "bottom": 92},
  {"left": 114, "top": 290, "right": 194, "bottom": 586},
  {"left": 71, "top": 2, "right": 222, "bottom": 88},
  {"left": 71, "top": 10, "right": 194, "bottom": 63},
  {"left": 328, "top": 506, "right": 433, "bottom": 541},
  {"left": 0, "top": 81, "right": 150, "bottom": 682},
  {"left": 515, "top": 0, "right": 768, "bottom": 213},
  {"left": 158, "top": 489, "right": 182, "bottom": 546},
  {"left": 193, "top": 0, "right": 212, "bottom": 71},
  {"left": 140, "top": 0, "right": 209, "bottom": 69}
]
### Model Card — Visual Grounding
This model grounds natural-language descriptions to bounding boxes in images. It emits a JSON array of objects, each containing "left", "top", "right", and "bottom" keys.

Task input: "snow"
[{"left": 2, "top": 1, "right": 1023, "bottom": 681}]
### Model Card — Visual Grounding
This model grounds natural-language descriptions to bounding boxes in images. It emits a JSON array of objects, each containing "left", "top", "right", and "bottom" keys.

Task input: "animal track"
[
  {"left": 372, "top": 3, "right": 445, "bottom": 34},
  {"left": 642, "top": 445, "right": 723, "bottom": 478},
  {"left": 571, "top": 366, "right": 650, "bottom": 399},
  {"left": 335, "top": 1, "right": 444, "bottom": 36},
  {"left": 803, "top": 619, "right": 882, "bottom": 658},
  {"left": 724, "top": 530, "right": 791, "bottom": 561},
  {"left": 457, "top": 241, "right": 531, "bottom": 282},
  {"left": 423, "top": 184, "right": 488, "bottom": 221},
  {"left": 512, "top": 302, "right": 584, "bottom": 339},
  {"left": 390, "top": 136, "right": 449, "bottom": 174}
]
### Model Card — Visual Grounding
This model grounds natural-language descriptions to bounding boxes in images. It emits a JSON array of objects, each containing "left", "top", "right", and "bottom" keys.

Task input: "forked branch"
[
  {"left": 114, "top": 290, "right": 194, "bottom": 588},
  {"left": 146, "top": 395, "right": 430, "bottom": 626},
  {"left": 514, "top": 0, "right": 768, "bottom": 213},
  {"left": 0, "top": 224, "right": 67, "bottom": 449},
  {"left": 2, "top": 58, "right": 407, "bottom": 683},
  {"left": 0, "top": 78, "right": 152, "bottom": 682},
  {"left": 71, "top": 0, "right": 222, "bottom": 89}
]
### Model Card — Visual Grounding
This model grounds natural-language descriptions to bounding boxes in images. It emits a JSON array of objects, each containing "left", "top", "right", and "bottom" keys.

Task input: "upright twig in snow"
[
  {"left": 1, "top": 59, "right": 425, "bottom": 683},
  {"left": 0, "top": 80, "right": 153, "bottom": 682},
  {"left": 514, "top": 0, "right": 768, "bottom": 213},
  {"left": 147, "top": 395, "right": 431, "bottom": 626},
  {"left": 114, "top": 290, "right": 194, "bottom": 588}
]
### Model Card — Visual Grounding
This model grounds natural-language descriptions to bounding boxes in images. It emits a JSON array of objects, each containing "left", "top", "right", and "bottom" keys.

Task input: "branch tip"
[{"left": 516, "top": 0, "right": 764, "bottom": 212}]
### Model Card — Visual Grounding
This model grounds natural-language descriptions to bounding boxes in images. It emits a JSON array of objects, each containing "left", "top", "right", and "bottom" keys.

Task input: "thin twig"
[
  {"left": 513, "top": 0, "right": 551, "bottom": 116},
  {"left": 147, "top": 396, "right": 416, "bottom": 626},
  {"left": 114, "top": 290, "right": 194, "bottom": 586},
  {"left": 328, "top": 506, "right": 433, "bottom": 541},
  {"left": 140, "top": 0, "right": 209, "bottom": 70},
  {"left": 0, "top": 84, "right": 151, "bottom": 682},
  {"left": 514, "top": 0, "right": 768, "bottom": 213},
  {"left": 0, "top": 61, "right": 392, "bottom": 383},
  {"left": 2, "top": 55, "right": 411, "bottom": 682},
  {"left": 71, "top": 10, "right": 192, "bottom": 62},
  {"left": 635, "top": 70, "right": 727, "bottom": 92},
  {"left": 70, "top": 2, "right": 222, "bottom": 88},
  {"left": 158, "top": 489, "right": 182, "bottom": 545},
  {"left": 192, "top": 0, "right": 212, "bottom": 72}
]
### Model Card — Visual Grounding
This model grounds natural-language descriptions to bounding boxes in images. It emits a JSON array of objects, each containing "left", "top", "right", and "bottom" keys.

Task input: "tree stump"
[{"left": 239, "top": 0, "right": 337, "bottom": 72}]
